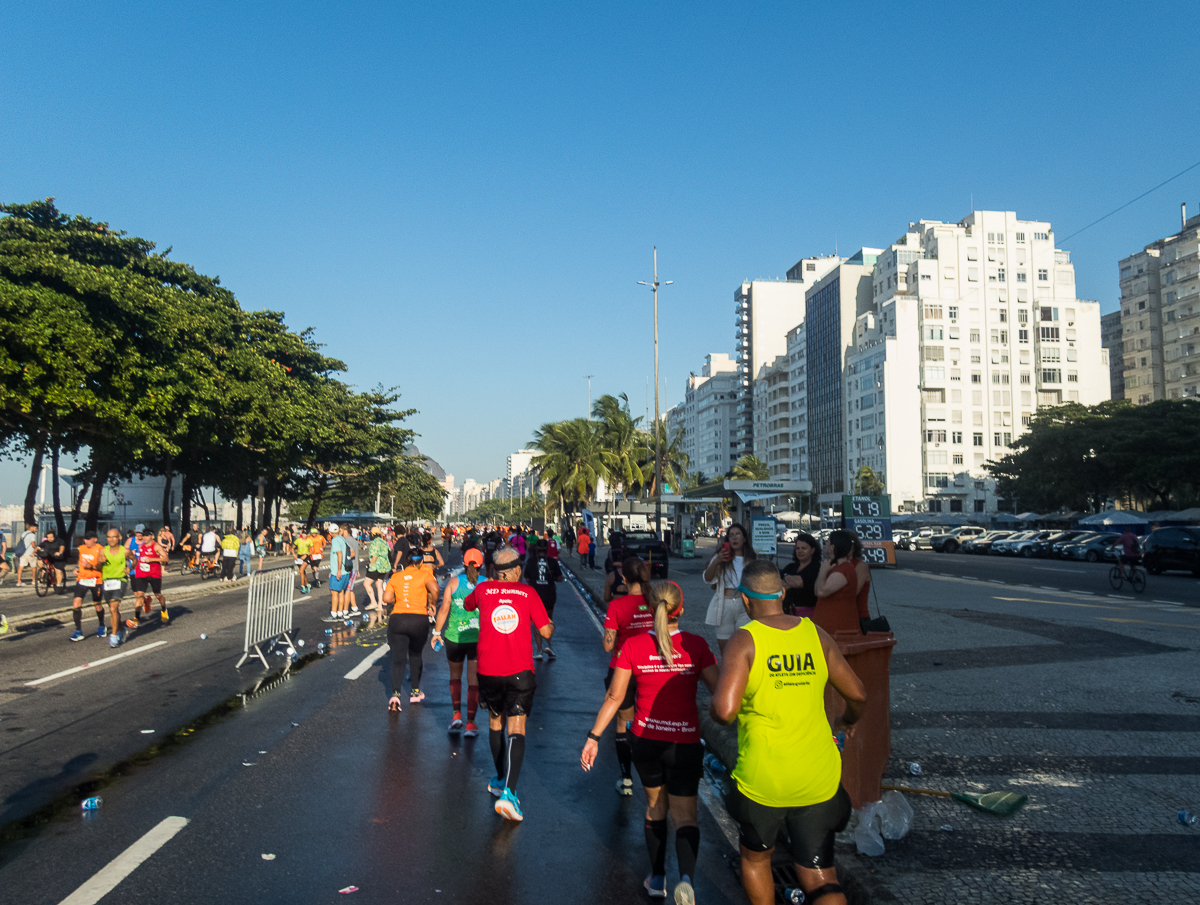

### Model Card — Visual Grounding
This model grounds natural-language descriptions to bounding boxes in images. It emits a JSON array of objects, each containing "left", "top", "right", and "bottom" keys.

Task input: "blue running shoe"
[
  {"left": 69, "top": 630, "right": 85, "bottom": 642},
  {"left": 98, "top": 625, "right": 107, "bottom": 639},
  {"left": 109, "top": 633, "right": 120, "bottom": 648},
  {"left": 643, "top": 875, "right": 667, "bottom": 899},
  {"left": 487, "top": 776, "right": 505, "bottom": 798},
  {"left": 495, "top": 788, "right": 523, "bottom": 822}
]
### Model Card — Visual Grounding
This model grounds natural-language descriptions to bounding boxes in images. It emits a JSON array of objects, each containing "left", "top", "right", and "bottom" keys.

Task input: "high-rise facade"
[
  {"left": 752, "top": 355, "right": 791, "bottom": 478},
  {"left": 671, "top": 353, "right": 739, "bottom": 482},
  {"left": 786, "top": 323, "right": 809, "bottom": 483},
  {"left": 1118, "top": 205, "right": 1200, "bottom": 403},
  {"left": 1100, "top": 311, "right": 1124, "bottom": 401}
]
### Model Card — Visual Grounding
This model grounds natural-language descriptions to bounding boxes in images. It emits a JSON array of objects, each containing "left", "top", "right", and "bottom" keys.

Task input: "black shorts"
[
  {"left": 102, "top": 581, "right": 127, "bottom": 602},
  {"left": 444, "top": 639, "right": 478, "bottom": 663},
  {"left": 629, "top": 736, "right": 703, "bottom": 797},
  {"left": 365, "top": 569, "right": 389, "bottom": 581},
  {"left": 478, "top": 670, "right": 536, "bottom": 717},
  {"left": 72, "top": 583, "right": 102, "bottom": 603},
  {"left": 727, "top": 783, "right": 851, "bottom": 870},
  {"left": 604, "top": 666, "right": 637, "bottom": 711},
  {"left": 132, "top": 576, "right": 162, "bottom": 594}
]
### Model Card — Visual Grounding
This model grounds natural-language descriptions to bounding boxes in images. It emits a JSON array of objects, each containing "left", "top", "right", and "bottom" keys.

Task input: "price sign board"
[
  {"left": 751, "top": 517, "right": 777, "bottom": 558},
  {"left": 841, "top": 495, "right": 895, "bottom": 566}
]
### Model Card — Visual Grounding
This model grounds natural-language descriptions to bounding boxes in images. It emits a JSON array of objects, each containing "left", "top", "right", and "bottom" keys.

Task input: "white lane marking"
[
  {"left": 27, "top": 640, "right": 170, "bottom": 687},
  {"left": 571, "top": 580, "right": 605, "bottom": 633},
  {"left": 698, "top": 778, "right": 740, "bottom": 849},
  {"left": 344, "top": 643, "right": 390, "bottom": 680},
  {"left": 58, "top": 815, "right": 189, "bottom": 905},
  {"left": 1108, "top": 594, "right": 1133, "bottom": 600},
  {"left": 1040, "top": 586, "right": 1057, "bottom": 590},
  {"left": 1069, "top": 590, "right": 1094, "bottom": 595},
  {"left": 1031, "top": 567, "right": 1077, "bottom": 573}
]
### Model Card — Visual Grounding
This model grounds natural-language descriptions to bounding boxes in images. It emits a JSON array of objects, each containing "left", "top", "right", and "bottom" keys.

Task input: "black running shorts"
[
  {"left": 444, "top": 639, "right": 478, "bottom": 664},
  {"left": 727, "top": 783, "right": 851, "bottom": 870},
  {"left": 365, "top": 569, "right": 390, "bottom": 581},
  {"left": 132, "top": 576, "right": 162, "bottom": 594},
  {"left": 72, "top": 583, "right": 101, "bottom": 603},
  {"left": 478, "top": 670, "right": 536, "bottom": 717},
  {"left": 604, "top": 666, "right": 637, "bottom": 710},
  {"left": 629, "top": 736, "right": 703, "bottom": 797}
]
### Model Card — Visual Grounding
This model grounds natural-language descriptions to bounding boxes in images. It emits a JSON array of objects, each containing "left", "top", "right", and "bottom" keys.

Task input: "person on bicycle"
[
  {"left": 179, "top": 523, "right": 200, "bottom": 567},
  {"left": 1118, "top": 527, "right": 1140, "bottom": 580},
  {"left": 39, "top": 530, "right": 69, "bottom": 593}
]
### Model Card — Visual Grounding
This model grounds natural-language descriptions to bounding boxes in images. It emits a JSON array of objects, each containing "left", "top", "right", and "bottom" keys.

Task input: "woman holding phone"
[{"left": 702, "top": 524, "right": 756, "bottom": 654}]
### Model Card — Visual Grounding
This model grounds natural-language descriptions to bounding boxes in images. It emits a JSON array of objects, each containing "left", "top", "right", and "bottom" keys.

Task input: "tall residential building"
[
  {"left": 672, "top": 353, "right": 739, "bottom": 482},
  {"left": 1118, "top": 205, "right": 1200, "bottom": 402},
  {"left": 752, "top": 355, "right": 791, "bottom": 478},
  {"left": 1100, "top": 311, "right": 1124, "bottom": 401},
  {"left": 844, "top": 211, "right": 1109, "bottom": 514},
  {"left": 786, "top": 323, "right": 809, "bottom": 483},
  {"left": 734, "top": 257, "right": 840, "bottom": 459},
  {"left": 505, "top": 450, "right": 537, "bottom": 498},
  {"left": 804, "top": 251, "right": 879, "bottom": 501}
]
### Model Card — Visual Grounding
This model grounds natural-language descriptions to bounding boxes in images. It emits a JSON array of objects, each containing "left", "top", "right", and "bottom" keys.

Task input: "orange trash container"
[{"left": 823, "top": 630, "right": 896, "bottom": 809}]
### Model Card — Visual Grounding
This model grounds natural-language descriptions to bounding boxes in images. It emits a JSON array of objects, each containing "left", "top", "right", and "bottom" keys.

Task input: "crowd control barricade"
[{"left": 236, "top": 566, "right": 297, "bottom": 669}]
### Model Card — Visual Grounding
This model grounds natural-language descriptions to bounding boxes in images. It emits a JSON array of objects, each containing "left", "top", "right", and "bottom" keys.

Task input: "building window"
[
  {"left": 1016, "top": 232, "right": 1025, "bottom": 243},
  {"left": 1018, "top": 329, "right": 1029, "bottom": 343},
  {"left": 1020, "top": 372, "right": 1031, "bottom": 384},
  {"left": 1034, "top": 232, "right": 1049, "bottom": 241},
  {"left": 924, "top": 346, "right": 945, "bottom": 361},
  {"left": 973, "top": 433, "right": 983, "bottom": 446},
  {"left": 1042, "top": 369, "right": 1062, "bottom": 383},
  {"left": 950, "top": 498, "right": 963, "bottom": 512},
  {"left": 953, "top": 453, "right": 964, "bottom": 465},
  {"left": 948, "top": 306, "right": 959, "bottom": 319},
  {"left": 1038, "top": 269, "right": 1048, "bottom": 281},
  {"left": 952, "top": 431, "right": 963, "bottom": 443},
  {"left": 924, "top": 305, "right": 943, "bottom": 319},
  {"left": 928, "top": 499, "right": 942, "bottom": 513},
  {"left": 1016, "top": 272, "right": 1027, "bottom": 282},
  {"left": 971, "top": 372, "right": 982, "bottom": 384},
  {"left": 998, "top": 268, "right": 1006, "bottom": 282},
  {"left": 994, "top": 432, "right": 1003, "bottom": 446},
  {"left": 806, "top": 262, "right": 816, "bottom": 271},
  {"left": 1018, "top": 309, "right": 1028, "bottom": 323},
  {"left": 1041, "top": 327, "right": 1059, "bottom": 340},
  {"left": 974, "top": 498, "right": 986, "bottom": 512},
  {"left": 925, "top": 430, "right": 947, "bottom": 442}
]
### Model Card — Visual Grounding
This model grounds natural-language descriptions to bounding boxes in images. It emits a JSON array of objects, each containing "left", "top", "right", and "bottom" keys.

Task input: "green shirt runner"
[{"left": 444, "top": 574, "right": 485, "bottom": 643}]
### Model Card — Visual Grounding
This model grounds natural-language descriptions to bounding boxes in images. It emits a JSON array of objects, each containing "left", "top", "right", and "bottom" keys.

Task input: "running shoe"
[
  {"left": 616, "top": 777, "right": 634, "bottom": 796},
  {"left": 543, "top": 645, "right": 556, "bottom": 660},
  {"left": 160, "top": 609, "right": 169, "bottom": 625},
  {"left": 674, "top": 879, "right": 695, "bottom": 905},
  {"left": 487, "top": 776, "right": 505, "bottom": 797},
  {"left": 495, "top": 788, "right": 523, "bottom": 822},
  {"left": 463, "top": 721, "right": 479, "bottom": 738},
  {"left": 97, "top": 625, "right": 107, "bottom": 639},
  {"left": 69, "top": 630, "right": 85, "bottom": 642},
  {"left": 388, "top": 695, "right": 402, "bottom": 712},
  {"left": 448, "top": 712, "right": 463, "bottom": 732},
  {"left": 125, "top": 618, "right": 139, "bottom": 630},
  {"left": 643, "top": 876, "right": 667, "bottom": 899},
  {"left": 410, "top": 688, "right": 425, "bottom": 704},
  {"left": 321, "top": 614, "right": 342, "bottom": 623},
  {"left": 109, "top": 633, "right": 120, "bottom": 648},
  {"left": 532, "top": 651, "right": 543, "bottom": 661},
  {"left": 349, "top": 606, "right": 361, "bottom": 615}
]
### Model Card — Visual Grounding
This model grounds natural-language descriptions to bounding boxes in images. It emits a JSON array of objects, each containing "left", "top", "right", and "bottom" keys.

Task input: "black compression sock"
[
  {"left": 615, "top": 733, "right": 633, "bottom": 779},
  {"left": 644, "top": 818, "right": 668, "bottom": 876},
  {"left": 73, "top": 608, "right": 82, "bottom": 631},
  {"left": 505, "top": 733, "right": 526, "bottom": 790},
  {"left": 676, "top": 825, "right": 699, "bottom": 881},
  {"left": 490, "top": 726, "right": 505, "bottom": 778}
]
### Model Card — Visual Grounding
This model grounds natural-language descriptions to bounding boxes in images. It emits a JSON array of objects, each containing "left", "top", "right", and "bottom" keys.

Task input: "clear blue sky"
[{"left": 3, "top": 1, "right": 1199, "bottom": 502}]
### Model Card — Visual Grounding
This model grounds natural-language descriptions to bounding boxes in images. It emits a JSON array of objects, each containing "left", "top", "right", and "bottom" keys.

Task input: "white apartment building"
[
  {"left": 675, "top": 353, "right": 740, "bottom": 481},
  {"left": 844, "top": 211, "right": 1109, "bottom": 514},
  {"left": 1118, "top": 204, "right": 1200, "bottom": 402},
  {"left": 752, "top": 355, "right": 791, "bottom": 478},
  {"left": 786, "top": 323, "right": 809, "bottom": 483},
  {"left": 506, "top": 450, "right": 537, "bottom": 497}
]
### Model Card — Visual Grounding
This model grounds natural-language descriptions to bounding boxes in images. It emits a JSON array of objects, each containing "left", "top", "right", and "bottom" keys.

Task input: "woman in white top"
[{"left": 702, "top": 523, "right": 757, "bottom": 654}]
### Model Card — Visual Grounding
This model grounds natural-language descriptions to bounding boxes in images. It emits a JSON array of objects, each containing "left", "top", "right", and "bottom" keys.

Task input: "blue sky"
[{"left": 3, "top": 0, "right": 1199, "bottom": 502}]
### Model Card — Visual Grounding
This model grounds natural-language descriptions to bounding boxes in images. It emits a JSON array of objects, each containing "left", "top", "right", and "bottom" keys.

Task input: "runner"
[
  {"left": 382, "top": 547, "right": 440, "bottom": 710},
  {"left": 129, "top": 526, "right": 169, "bottom": 629},
  {"left": 545, "top": 529, "right": 559, "bottom": 560},
  {"left": 509, "top": 529, "right": 527, "bottom": 566},
  {"left": 582, "top": 580, "right": 719, "bottom": 902},
  {"left": 710, "top": 560, "right": 867, "bottom": 905},
  {"left": 604, "top": 554, "right": 629, "bottom": 603},
  {"left": 482, "top": 528, "right": 500, "bottom": 579},
  {"left": 420, "top": 531, "right": 445, "bottom": 574},
  {"left": 100, "top": 528, "right": 136, "bottom": 648},
  {"left": 308, "top": 527, "right": 326, "bottom": 588},
  {"left": 294, "top": 529, "right": 314, "bottom": 593},
  {"left": 463, "top": 549, "right": 553, "bottom": 822},
  {"left": 524, "top": 540, "right": 563, "bottom": 661},
  {"left": 69, "top": 531, "right": 107, "bottom": 641},
  {"left": 14, "top": 523, "right": 37, "bottom": 587},
  {"left": 325, "top": 523, "right": 352, "bottom": 622},
  {"left": 344, "top": 524, "right": 361, "bottom": 613},
  {"left": 433, "top": 548, "right": 486, "bottom": 737},
  {"left": 603, "top": 555, "right": 654, "bottom": 796},
  {"left": 442, "top": 525, "right": 453, "bottom": 553},
  {"left": 363, "top": 526, "right": 391, "bottom": 621}
]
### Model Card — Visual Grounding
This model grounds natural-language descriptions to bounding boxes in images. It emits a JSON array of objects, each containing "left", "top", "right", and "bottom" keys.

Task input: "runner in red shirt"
[
  {"left": 463, "top": 548, "right": 553, "bottom": 823},
  {"left": 583, "top": 580, "right": 719, "bottom": 903},
  {"left": 602, "top": 556, "right": 653, "bottom": 796},
  {"left": 130, "top": 527, "right": 169, "bottom": 629}
]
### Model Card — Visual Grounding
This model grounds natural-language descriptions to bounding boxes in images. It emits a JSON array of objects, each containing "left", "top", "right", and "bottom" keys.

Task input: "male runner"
[
  {"left": 69, "top": 531, "right": 107, "bottom": 641},
  {"left": 308, "top": 527, "right": 325, "bottom": 588},
  {"left": 524, "top": 540, "right": 563, "bottom": 660},
  {"left": 15, "top": 523, "right": 37, "bottom": 586},
  {"left": 325, "top": 523, "right": 351, "bottom": 622},
  {"left": 710, "top": 560, "right": 867, "bottom": 905},
  {"left": 463, "top": 548, "right": 554, "bottom": 822},
  {"left": 130, "top": 527, "right": 169, "bottom": 627},
  {"left": 434, "top": 547, "right": 486, "bottom": 737},
  {"left": 100, "top": 528, "right": 137, "bottom": 648}
]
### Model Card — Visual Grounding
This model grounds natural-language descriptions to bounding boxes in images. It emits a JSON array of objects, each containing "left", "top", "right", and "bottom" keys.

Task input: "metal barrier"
[{"left": 236, "top": 566, "right": 297, "bottom": 669}]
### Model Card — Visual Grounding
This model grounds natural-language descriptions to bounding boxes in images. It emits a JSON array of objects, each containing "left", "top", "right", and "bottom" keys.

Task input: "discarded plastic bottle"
[
  {"left": 703, "top": 753, "right": 725, "bottom": 773},
  {"left": 1179, "top": 810, "right": 1198, "bottom": 827},
  {"left": 325, "top": 628, "right": 333, "bottom": 635},
  {"left": 909, "top": 762, "right": 922, "bottom": 776},
  {"left": 317, "top": 643, "right": 325, "bottom": 654},
  {"left": 433, "top": 636, "right": 444, "bottom": 652},
  {"left": 81, "top": 797, "right": 102, "bottom": 810}
]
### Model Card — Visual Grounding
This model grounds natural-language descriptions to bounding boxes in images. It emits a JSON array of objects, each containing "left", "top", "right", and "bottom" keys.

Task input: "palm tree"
[
  {"left": 639, "top": 422, "right": 690, "bottom": 497},
  {"left": 592, "top": 393, "right": 645, "bottom": 498},
  {"left": 854, "top": 465, "right": 885, "bottom": 495},
  {"left": 529, "top": 418, "right": 615, "bottom": 506},
  {"left": 730, "top": 455, "right": 769, "bottom": 481}
]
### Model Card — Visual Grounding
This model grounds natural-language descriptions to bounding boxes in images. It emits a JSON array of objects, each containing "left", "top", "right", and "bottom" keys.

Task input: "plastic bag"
[
  {"left": 853, "top": 801, "right": 886, "bottom": 856},
  {"left": 879, "top": 790, "right": 914, "bottom": 840}
]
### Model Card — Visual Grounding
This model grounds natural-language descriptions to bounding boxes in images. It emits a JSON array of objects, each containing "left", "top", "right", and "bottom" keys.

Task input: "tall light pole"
[
  {"left": 584, "top": 375, "right": 594, "bottom": 419},
  {"left": 638, "top": 247, "right": 672, "bottom": 539}
]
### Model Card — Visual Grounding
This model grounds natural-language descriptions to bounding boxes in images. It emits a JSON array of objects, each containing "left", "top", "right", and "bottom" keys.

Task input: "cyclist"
[
  {"left": 101, "top": 528, "right": 137, "bottom": 648},
  {"left": 69, "top": 531, "right": 107, "bottom": 641},
  {"left": 199, "top": 524, "right": 220, "bottom": 571},
  {"left": 433, "top": 547, "right": 486, "bottom": 736},
  {"left": 582, "top": 580, "right": 719, "bottom": 902},
  {"left": 711, "top": 560, "right": 867, "bottom": 905},
  {"left": 1118, "top": 527, "right": 1141, "bottom": 581},
  {"left": 130, "top": 526, "right": 169, "bottom": 628},
  {"left": 179, "top": 523, "right": 200, "bottom": 569},
  {"left": 383, "top": 547, "right": 440, "bottom": 710},
  {"left": 603, "top": 556, "right": 654, "bottom": 796}
]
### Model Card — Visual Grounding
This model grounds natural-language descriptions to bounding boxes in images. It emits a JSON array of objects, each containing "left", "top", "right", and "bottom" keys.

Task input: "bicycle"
[
  {"left": 34, "top": 556, "right": 62, "bottom": 597},
  {"left": 199, "top": 556, "right": 221, "bottom": 581},
  {"left": 177, "top": 549, "right": 199, "bottom": 574},
  {"left": 1109, "top": 559, "right": 1147, "bottom": 593}
]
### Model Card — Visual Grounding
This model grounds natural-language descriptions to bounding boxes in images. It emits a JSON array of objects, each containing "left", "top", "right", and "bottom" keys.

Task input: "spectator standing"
[
  {"left": 15, "top": 523, "right": 38, "bottom": 586},
  {"left": 219, "top": 528, "right": 240, "bottom": 582}
]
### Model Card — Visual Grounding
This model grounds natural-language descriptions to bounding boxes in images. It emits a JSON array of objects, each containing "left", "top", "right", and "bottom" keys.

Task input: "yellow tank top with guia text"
[{"left": 731, "top": 618, "right": 841, "bottom": 807}]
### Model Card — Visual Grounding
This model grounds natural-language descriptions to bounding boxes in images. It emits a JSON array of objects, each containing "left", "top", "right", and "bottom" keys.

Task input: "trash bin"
[
  {"left": 824, "top": 630, "right": 896, "bottom": 809},
  {"left": 681, "top": 539, "right": 695, "bottom": 558}
]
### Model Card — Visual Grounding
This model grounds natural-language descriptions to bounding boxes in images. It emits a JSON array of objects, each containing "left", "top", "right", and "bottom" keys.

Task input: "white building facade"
[{"left": 676, "top": 353, "right": 740, "bottom": 481}]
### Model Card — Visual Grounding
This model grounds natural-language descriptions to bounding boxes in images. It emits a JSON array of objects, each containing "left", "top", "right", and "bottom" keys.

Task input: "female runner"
[
  {"left": 582, "top": 580, "right": 719, "bottom": 903},
  {"left": 602, "top": 556, "right": 653, "bottom": 796},
  {"left": 432, "top": 548, "right": 485, "bottom": 737}
]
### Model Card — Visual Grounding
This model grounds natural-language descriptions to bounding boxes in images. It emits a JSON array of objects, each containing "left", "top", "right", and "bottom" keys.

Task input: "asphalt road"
[{"left": 0, "top": 553, "right": 746, "bottom": 905}]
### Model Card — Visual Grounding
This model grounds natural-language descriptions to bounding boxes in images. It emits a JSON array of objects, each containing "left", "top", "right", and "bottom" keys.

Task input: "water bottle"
[
  {"left": 909, "top": 762, "right": 922, "bottom": 776},
  {"left": 81, "top": 797, "right": 102, "bottom": 810},
  {"left": 703, "top": 753, "right": 725, "bottom": 773},
  {"left": 433, "top": 635, "right": 443, "bottom": 652},
  {"left": 317, "top": 643, "right": 325, "bottom": 654},
  {"left": 1179, "top": 810, "right": 1198, "bottom": 827}
]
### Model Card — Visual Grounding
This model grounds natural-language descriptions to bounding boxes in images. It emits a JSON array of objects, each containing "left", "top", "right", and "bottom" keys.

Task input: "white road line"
[
  {"left": 58, "top": 815, "right": 188, "bottom": 905},
  {"left": 1108, "top": 594, "right": 1133, "bottom": 600},
  {"left": 27, "top": 640, "right": 170, "bottom": 687},
  {"left": 572, "top": 581, "right": 605, "bottom": 633},
  {"left": 1069, "top": 590, "right": 1095, "bottom": 595},
  {"left": 344, "top": 643, "right": 390, "bottom": 680},
  {"left": 1040, "top": 586, "right": 1057, "bottom": 590}
]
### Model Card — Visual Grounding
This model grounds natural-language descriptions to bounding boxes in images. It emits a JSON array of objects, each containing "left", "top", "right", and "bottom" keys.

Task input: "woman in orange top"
[
  {"left": 382, "top": 548, "right": 440, "bottom": 711},
  {"left": 812, "top": 530, "right": 862, "bottom": 635}
]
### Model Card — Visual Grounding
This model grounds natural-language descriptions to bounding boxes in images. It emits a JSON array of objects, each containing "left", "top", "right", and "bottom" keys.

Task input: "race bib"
[
  {"left": 78, "top": 578, "right": 97, "bottom": 587},
  {"left": 103, "top": 579, "right": 122, "bottom": 591},
  {"left": 312, "top": 553, "right": 322, "bottom": 560},
  {"left": 491, "top": 604, "right": 519, "bottom": 634}
]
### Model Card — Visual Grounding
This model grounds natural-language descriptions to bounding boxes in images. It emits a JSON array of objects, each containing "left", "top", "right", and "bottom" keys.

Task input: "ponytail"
[
  {"left": 622, "top": 555, "right": 650, "bottom": 591},
  {"left": 646, "top": 580, "right": 683, "bottom": 668},
  {"left": 465, "top": 562, "right": 480, "bottom": 584}
]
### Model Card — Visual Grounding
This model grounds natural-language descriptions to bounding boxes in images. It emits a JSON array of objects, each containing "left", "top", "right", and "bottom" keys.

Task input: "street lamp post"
[
  {"left": 638, "top": 247, "right": 672, "bottom": 540},
  {"left": 584, "top": 375, "right": 594, "bottom": 419}
]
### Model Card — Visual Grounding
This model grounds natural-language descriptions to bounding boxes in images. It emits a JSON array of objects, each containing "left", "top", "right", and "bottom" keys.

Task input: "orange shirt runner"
[{"left": 387, "top": 566, "right": 434, "bottom": 616}]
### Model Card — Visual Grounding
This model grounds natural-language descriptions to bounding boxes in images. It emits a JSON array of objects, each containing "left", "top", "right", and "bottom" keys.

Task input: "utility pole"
[
  {"left": 584, "top": 375, "right": 594, "bottom": 419},
  {"left": 376, "top": 481, "right": 381, "bottom": 515},
  {"left": 638, "top": 247, "right": 672, "bottom": 539}
]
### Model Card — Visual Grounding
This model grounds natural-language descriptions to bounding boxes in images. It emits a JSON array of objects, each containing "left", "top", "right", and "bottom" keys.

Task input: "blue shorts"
[{"left": 328, "top": 572, "right": 351, "bottom": 592}]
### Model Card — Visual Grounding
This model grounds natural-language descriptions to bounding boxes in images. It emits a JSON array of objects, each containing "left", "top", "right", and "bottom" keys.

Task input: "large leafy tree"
[
  {"left": 592, "top": 394, "right": 645, "bottom": 496},
  {"left": 638, "top": 421, "right": 690, "bottom": 497},
  {"left": 530, "top": 418, "right": 614, "bottom": 506}
]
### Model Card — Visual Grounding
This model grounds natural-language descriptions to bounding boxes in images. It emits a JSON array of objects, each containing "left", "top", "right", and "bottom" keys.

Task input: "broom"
[{"left": 882, "top": 784, "right": 1028, "bottom": 816}]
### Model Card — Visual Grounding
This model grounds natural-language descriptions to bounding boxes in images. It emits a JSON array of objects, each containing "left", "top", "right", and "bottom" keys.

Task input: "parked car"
[
  {"left": 906, "top": 526, "right": 952, "bottom": 550},
  {"left": 617, "top": 530, "right": 670, "bottom": 577},
  {"left": 931, "top": 526, "right": 987, "bottom": 553},
  {"left": 1049, "top": 531, "right": 1098, "bottom": 558},
  {"left": 1028, "top": 530, "right": 1088, "bottom": 558},
  {"left": 776, "top": 527, "right": 801, "bottom": 543},
  {"left": 960, "top": 530, "right": 1011, "bottom": 554},
  {"left": 1141, "top": 527, "right": 1200, "bottom": 575},
  {"left": 989, "top": 530, "right": 1036, "bottom": 555},
  {"left": 1007, "top": 531, "right": 1056, "bottom": 557},
  {"left": 1060, "top": 533, "right": 1121, "bottom": 562}
]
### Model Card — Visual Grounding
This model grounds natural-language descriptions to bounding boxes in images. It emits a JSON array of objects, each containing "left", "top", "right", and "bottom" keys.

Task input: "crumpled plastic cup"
[
  {"left": 879, "top": 790, "right": 914, "bottom": 840},
  {"left": 853, "top": 801, "right": 886, "bottom": 856}
]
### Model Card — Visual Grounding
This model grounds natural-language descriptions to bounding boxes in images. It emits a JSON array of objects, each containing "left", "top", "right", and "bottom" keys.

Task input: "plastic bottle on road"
[
  {"left": 1179, "top": 810, "right": 1198, "bottom": 827},
  {"left": 81, "top": 797, "right": 102, "bottom": 810},
  {"left": 317, "top": 643, "right": 326, "bottom": 654}
]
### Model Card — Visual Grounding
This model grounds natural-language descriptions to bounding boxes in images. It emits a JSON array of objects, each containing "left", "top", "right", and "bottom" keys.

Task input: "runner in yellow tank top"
[{"left": 711, "top": 560, "right": 867, "bottom": 905}]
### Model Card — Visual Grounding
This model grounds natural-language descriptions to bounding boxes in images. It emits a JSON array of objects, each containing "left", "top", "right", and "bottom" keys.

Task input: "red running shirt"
[
  {"left": 614, "top": 630, "right": 717, "bottom": 742},
  {"left": 604, "top": 594, "right": 655, "bottom": 667},
  {"left": 135, "top": 542, "right": 163, "bottom": 579},
  {"left": 464, "top": 581, "right": 550, "bottom": 677}
]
